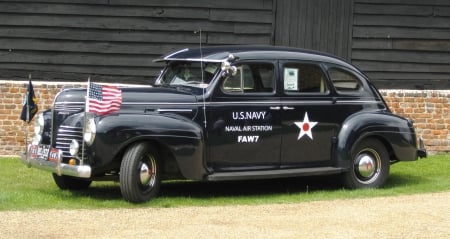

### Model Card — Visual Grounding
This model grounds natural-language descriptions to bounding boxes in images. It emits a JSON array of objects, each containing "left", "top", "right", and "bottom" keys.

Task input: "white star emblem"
[{"left": 294, "top": 112, "right": 318, "bottom": 140}]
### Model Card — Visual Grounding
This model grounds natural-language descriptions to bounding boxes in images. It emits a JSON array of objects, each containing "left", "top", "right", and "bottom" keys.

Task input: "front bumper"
[{"left": 20, "top": 144, "right": 91, "bottom": 178}]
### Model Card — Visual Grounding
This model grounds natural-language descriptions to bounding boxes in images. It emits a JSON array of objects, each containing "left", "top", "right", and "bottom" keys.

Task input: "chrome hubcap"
[
  {"left": 139, "top": 155, "right": 156, "bottom": 188},
  {"left": 354, "top": 149, "right": 381, "bottom": 184},
  {"left": 358, "top": 154, "right": 376, "bottom": 178}
]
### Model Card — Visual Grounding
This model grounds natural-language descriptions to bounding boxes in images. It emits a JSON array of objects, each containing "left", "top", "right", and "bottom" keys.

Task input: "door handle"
[
  {"left": 283, "top": 106, "right": 295, "bottom": 110},
  {"left": 270, "top": 106, "right": 281, "bottom": 110}
]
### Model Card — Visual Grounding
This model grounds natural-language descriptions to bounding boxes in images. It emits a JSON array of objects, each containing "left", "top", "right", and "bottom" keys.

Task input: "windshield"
[{"left": 156, "top": 61, "right": 221, "bottom": 88}]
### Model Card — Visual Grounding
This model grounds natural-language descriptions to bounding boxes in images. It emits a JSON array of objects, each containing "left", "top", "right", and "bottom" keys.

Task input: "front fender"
[
  {"left": 91, "top": 113, "right": 205, "bottom": 179},
  {"left": 335, "top": 111, "right": 418, "bottom": 168}
]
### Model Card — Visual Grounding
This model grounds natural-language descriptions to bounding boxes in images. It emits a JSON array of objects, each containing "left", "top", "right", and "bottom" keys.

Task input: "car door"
[
  {"left": 279, "top": 61, "right": 339, "bottom": 166},
  {"left": 206, "top": 61, "right": 282, "bottom": 171}
]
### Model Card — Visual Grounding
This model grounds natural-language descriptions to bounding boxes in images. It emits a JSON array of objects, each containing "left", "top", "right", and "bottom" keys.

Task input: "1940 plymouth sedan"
[{"left": 21, "top": 45, "right": 426, "bottom": 203}]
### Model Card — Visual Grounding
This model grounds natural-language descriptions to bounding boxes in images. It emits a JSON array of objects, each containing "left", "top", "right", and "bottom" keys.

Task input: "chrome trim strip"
[
  {"left": 335, "top": 100, "right": 379, "bottom": 104},
  {"left": 163, "top": 58, "right": 225, "bottom": 62},
  {"left": 54, "top": 101, "right": 85, "bottom": 105},
  {"left": 122, "top": 100, "right": 355, "bottom": 106},
  {"left": 123, "top": 100, "right": 380, "bottom": 107},
  {"left": 122, "top": 102, "right": 198, "bottom": 105},
  {"left": 156, "top": 109, "right": 193, "bottom": 113},
  {"left": 209, "top": 101, "right": 281, "bottom": 105}
]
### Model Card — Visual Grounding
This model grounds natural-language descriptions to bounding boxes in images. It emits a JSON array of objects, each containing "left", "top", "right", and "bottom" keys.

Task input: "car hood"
[{"left": 54, "top": 86, "right": 198, "bottom": 116}]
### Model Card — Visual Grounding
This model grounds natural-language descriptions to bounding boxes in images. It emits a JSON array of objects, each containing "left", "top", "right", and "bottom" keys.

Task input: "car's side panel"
[{"left": 205, "top": 97, "right": 282, "bottom": 171}]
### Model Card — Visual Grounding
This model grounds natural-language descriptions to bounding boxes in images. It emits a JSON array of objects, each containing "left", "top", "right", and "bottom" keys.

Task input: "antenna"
[{"left": 196, "top": 29, "right": 208, "bottom": 129}]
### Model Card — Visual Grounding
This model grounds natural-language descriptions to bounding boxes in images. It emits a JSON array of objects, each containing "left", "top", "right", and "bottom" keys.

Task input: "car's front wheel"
[
  {"left": 120, "top": 142, "right": 161, "bottom": 203},
  {"left": 342, "top": 138, "right": 390, "bottom": 189}
]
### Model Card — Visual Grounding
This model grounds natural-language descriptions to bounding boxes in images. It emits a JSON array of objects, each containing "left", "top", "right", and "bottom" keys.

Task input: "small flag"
[
  {"left": 20, "top": 80, "right": 38, "bottom": 123},
  {"left": 87, "top": 82, "right": 122, "bottom": 115}
]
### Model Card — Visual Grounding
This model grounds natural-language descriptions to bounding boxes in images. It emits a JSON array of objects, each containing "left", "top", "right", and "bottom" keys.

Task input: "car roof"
[{"left": 154, "top": 45, "right": 359, "bottom": 72}]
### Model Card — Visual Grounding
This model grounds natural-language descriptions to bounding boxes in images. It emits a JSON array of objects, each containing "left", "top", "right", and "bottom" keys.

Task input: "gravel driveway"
[{"left": 1, "top": 192, "right": 449, "bottom": 239}]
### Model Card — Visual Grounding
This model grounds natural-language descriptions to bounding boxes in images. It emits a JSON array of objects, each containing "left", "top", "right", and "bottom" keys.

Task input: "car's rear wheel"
[
  {"left": 52, "top": 174, "right": 92, "bottom": 190},
  {"left": 120, "top": 142, "right": 161, "bottom": 203},
  {"left": 342, "top": 138, "right": 390, "bottom": 189}
]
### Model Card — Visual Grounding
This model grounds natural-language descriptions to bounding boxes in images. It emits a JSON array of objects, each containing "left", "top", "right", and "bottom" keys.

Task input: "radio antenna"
[{"left": 196, "top": 29, "right": 207, "bottom": 129}]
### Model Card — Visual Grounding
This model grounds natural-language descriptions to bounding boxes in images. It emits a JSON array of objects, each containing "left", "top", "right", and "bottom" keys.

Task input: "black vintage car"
[{"left": 21, "top": 45, "right": 426, "bottom": 203}]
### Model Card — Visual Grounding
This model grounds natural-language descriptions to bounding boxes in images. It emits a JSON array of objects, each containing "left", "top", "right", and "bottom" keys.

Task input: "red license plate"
[
  {"left": 29, "top": 144, "right": 60, "bottom": 162},
  {"left": 48, "top": 148, "right": 61, "bottom": 163}
]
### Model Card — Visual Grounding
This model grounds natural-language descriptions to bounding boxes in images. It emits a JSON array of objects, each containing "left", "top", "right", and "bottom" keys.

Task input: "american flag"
[{"left": 87, "top": 82, "right": 122, "bottom": 115}]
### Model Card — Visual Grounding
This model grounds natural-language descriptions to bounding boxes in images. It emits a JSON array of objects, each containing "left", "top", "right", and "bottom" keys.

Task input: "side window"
[
  {"left": 221, "top": 63, "right": 275, "bottom": 94},
  {"left": 283, "top": 63, "right": 328, "bottom": 94},
  {"left": 328, "top": 68, "right": 364, "bottom": 93}
]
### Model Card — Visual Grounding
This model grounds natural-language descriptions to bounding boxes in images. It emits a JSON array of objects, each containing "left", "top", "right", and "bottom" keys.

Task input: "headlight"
[
  {"left": 83, "top": 117, "right": 96, "bottom": 146},
  {"left": 31, "top": 113, "right": 44, "bottom": 145},
  {"left": 31, "top": 134, "right": 42, "bottom": 145},
  {"left": 33, "top": 113, "right": 44, "bottom": 135}
]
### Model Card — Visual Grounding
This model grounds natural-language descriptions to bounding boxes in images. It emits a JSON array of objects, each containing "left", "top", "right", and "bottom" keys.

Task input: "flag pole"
[
  {"left": 86, "top": 76, "right": 90, "bottom": 114},
  {"left": 26, "top": 74, "right": 31, "bottom": 123},
  {"left": 81, "top": 76, "right": 90, "bottom": 165},
  {"left": 24, "top": 74, "right": 31, "bottom": 161},
  {"left": 24, "top": 73, "right": 31, "bottom": 152}
]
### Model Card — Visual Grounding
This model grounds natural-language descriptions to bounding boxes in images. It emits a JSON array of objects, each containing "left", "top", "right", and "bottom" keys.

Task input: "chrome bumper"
[{"left": 20, "top": 145, "right": 91, "bottom": 178}]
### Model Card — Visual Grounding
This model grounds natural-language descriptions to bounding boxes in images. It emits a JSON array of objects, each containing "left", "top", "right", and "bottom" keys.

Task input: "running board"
[{"left": 206, "top": 167, "right": 345, "bottom": 181}]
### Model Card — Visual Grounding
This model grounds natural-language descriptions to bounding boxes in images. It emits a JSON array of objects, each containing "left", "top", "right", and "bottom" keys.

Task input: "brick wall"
[
  {"left": 381, "top": 90, "right": 450, "bottom": 154},
  {"left": 0, "top": 80, "right": 84, "bottom": 156},
  {"left": 1, "top": 80, "right": 449, "bottom": 156}
]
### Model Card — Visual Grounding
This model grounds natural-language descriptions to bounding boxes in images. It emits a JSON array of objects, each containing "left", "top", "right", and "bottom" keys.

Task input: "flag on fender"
[
  {"left": 20, "top": 80, "right": 38, "bottom": 123},
  {"left": 86, "top": 82, "right": 122, "bottom": 115}
]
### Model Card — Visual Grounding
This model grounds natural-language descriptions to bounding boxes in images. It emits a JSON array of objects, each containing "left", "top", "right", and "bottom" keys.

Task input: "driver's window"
[{"left": 221, "top": 63, "right": 275, "bottom": 94}]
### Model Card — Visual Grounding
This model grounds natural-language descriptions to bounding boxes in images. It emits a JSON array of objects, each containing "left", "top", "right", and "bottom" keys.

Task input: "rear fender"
[{"left": 334, "top": 111, "right": 417, "bottom": 168}]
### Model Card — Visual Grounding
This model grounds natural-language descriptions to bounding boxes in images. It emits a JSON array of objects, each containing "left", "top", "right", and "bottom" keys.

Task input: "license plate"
[{"left": 29, "top": 144, "right": 61, "bottom": 163}]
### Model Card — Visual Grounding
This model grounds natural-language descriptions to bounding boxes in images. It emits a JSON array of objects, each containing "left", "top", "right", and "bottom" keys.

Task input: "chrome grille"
[
  {"left": 55, "top": 125, "right": 85, "bottom": 160},
  {"left": 54, "top": 103, "right": 84, "bottom": 114}
]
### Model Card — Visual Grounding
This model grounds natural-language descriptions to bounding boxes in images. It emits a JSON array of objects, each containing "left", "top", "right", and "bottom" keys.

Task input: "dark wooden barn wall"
[
  {"left": 1, "top": 0, "right": 449, "bottom": 89},
  {"left": 0, "top": 0, "right": 274, "bottom": 83},
  {"left": 352, "top": 0, "right": 450, "bottom": 89},
  {"left": 274, "top": 0, "right": 354, "bottom": 61}
]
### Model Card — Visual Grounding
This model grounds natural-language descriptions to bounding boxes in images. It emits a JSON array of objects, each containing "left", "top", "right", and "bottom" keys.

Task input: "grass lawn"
[{"left": 0, "top": 155, "right": 448, "bottom": 211}]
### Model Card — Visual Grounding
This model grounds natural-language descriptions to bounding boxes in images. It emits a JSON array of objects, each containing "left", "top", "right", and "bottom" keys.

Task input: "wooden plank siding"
[
  {"left": 0, "top": 0, "right": 274, "bottom": 83},
  {"left": 274, "top": 0, "right": 354, "bottom": 61},
  {"left": 352, "top": 0, "right": 450, "bottom": 89},
  {"left": 1, "top": 0, "right": 449, "bottom": 89}
]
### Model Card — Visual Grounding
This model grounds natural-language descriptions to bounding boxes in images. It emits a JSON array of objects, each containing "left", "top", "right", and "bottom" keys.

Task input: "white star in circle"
[{"left": 294, "top": 112, "right": 318, "bottom": 140}]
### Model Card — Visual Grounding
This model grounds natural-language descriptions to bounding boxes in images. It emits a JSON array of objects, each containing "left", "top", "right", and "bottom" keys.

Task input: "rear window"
[{"left": 328, "top": 68, "right": 364, "bottom": 93}]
